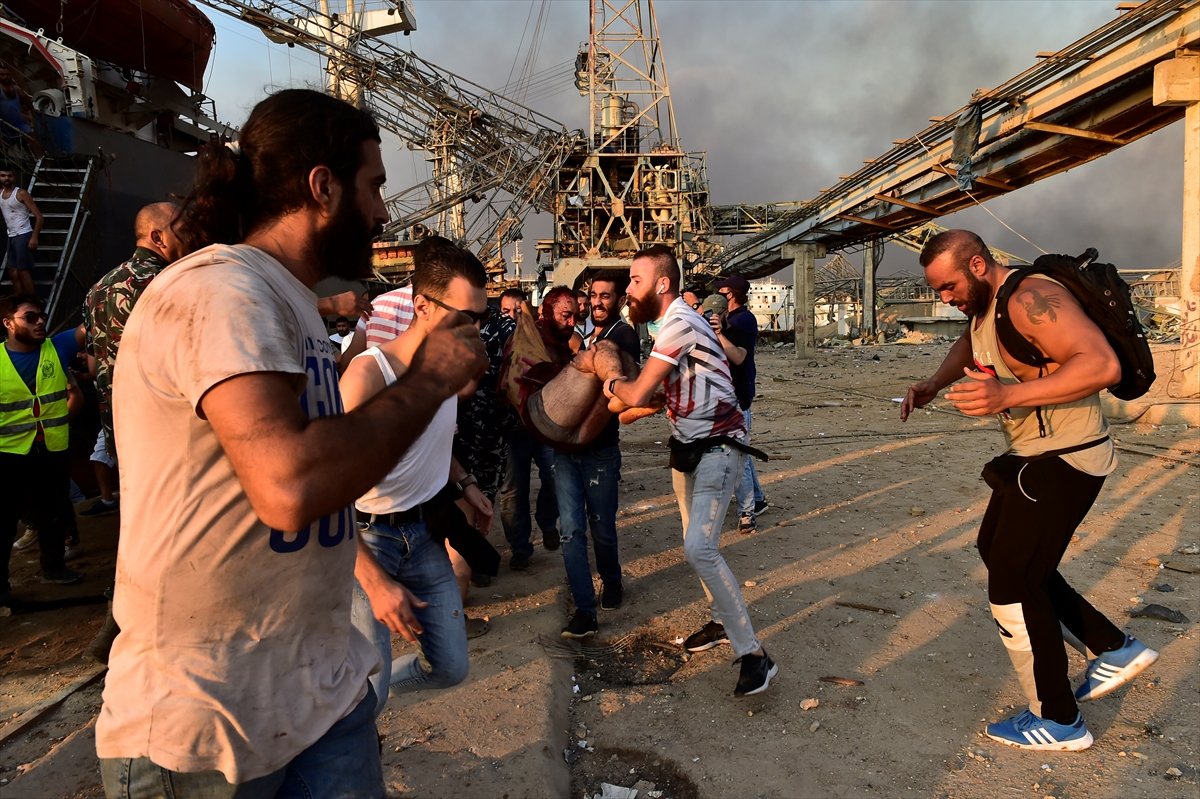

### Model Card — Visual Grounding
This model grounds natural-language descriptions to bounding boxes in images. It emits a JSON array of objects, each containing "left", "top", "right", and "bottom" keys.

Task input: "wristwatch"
[
  {"left": 605, "top": 377, "right": 620, "bottom": 398},
  {"left": 455, "top": 474, "right": 478, "bottom": 493}
]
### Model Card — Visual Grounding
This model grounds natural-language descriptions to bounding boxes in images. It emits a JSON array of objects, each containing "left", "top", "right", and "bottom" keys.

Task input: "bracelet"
[
  {"left": 455, "top": 474, "right": 478, "bottom": 493},
  {"left": 605, "top": 377, "right": 619, "bottom": 398}
]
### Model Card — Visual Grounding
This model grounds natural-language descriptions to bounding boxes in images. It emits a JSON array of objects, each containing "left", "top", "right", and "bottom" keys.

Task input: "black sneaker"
[
  {"left": 470, "top": 573, "right": 493, "bottom": 588},
  {"left": 683, "top": 620, "right": 729, "bottom": 652},
  {"left": 39, "top": 569, "right": 83, "bottom": 585},
  {"left": 510, "top": 552, "right": 532, "bottom": 571},
  {"left": 561, "top": 611, "right": 598, "bottom": 639},
  {"left": 600, "top": 581, "right": 623, "bottom": 610},
  {"left": 543, "top": 529, "right": 560, "bottom": 551},
  {"left": 753, "top": 498, "right": 769, "bottom": 515},
  {"left": 734, "top": 650, "right": 779, "bottom": 697}
]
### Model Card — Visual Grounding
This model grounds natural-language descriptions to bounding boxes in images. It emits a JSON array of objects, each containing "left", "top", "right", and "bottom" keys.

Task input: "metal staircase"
[{"left": 18, "top": 155, "right": 96, "bottom": 326}]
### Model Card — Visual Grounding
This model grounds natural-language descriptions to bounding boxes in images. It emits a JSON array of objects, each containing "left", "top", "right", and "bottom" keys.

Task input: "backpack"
[{"left": 994, "top": 248, "right": 1155, "bottom": 402}]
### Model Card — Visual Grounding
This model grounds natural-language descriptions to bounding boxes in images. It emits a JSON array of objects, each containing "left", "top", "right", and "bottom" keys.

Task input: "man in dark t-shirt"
[
  {"left": 710, "top": 275, "right": 767, "bottom": 533},
  {"left": 555, "top": 271, "right": 640, "bottom": 639}
]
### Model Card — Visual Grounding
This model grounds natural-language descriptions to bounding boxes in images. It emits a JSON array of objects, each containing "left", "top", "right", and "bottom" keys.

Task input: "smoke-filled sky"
[{"left": 201, "top": 0, "right": 1185, "bottom": 275}]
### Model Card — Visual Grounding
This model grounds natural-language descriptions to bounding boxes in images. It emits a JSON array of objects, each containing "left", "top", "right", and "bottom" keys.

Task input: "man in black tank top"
[{"left": 900, "top": 229, "right": 1157, "bottom": 752}]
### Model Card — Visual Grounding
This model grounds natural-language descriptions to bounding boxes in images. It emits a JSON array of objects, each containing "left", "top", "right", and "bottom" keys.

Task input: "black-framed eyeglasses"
[
  {"left": 421, "top": 293, "right": 490, "bottom": 325},
  {"left": 17, "top": 312, "right": 48, "bottom": 323}
]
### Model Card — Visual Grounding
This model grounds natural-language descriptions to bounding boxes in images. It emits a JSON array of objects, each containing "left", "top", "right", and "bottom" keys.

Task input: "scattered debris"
[
  {"left": 835, "top": 600, "right": 898, "bottom": 616},
  {"left": 909, "top": 507, "right": 926, "bottom": 517},
  {"left": 1164, "top": 561, "right": 1199, "bottom": 574},
  {"left": 1128, "top": 604, "right": 1190, "bottom": 624},
  {"left": 818, "top": 676, "right": 865, "bottom": 686},
  {"left": 595, "top": 783, "right": 637, "bottom": 799},
  {"left": 800, "top": 698, "right": 819, "bottom": 711},
  {"left": 1165, "top": 767, "right": 1183, "bottom": 779},
  {"left": 809, "top": 720, "right": 821, "bottom": 733},
  {"left": 1152, "top": 583, "right": 1175, "bottom": 593},
  {"left": 1175, "top": 543, "right": 1199, "bottom": 555}
]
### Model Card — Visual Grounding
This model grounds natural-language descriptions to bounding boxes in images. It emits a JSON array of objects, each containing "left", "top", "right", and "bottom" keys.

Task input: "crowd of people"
[{"left": 0, "top": 89, "right": 1161, "bottom": 797}]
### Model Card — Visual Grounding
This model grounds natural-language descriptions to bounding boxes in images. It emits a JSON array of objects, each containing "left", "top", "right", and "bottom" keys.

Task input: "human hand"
[
  {"left": 409, "top": 313, "right": 488, "bottom": 398},
  {"left": 457, "top": 485, "right": 493, "bottom": 535},
  {"left": 944, "top": 367, "right": 1010, "bottom": 416},
  {"left": 706, "top": 313, "right": 722, "bottom": 335},
  {"left": 899, "top": 379, "right": 939, "bottom": 421},
  {"left": 371, "top": 579, "right": 428, "bottom": 643},
  {"left": 27, "top": 234, "right": 37, "bottom": 251},
  {"left": 331, "top": 290, "right": 372, "bottom": 321}
]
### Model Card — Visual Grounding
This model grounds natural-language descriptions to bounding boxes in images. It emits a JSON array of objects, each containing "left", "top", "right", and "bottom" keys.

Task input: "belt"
[{"left": 368, "top": 506, "right": 423, "bottom": 527}]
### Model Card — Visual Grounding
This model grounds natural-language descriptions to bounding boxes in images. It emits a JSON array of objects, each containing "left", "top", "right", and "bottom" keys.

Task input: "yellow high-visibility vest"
[{"left": 0, "top": 340, "right": 70, "bottom": 453}]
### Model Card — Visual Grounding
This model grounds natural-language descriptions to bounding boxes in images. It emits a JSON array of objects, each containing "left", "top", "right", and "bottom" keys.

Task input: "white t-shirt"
[
  {"left": 97, "top": 244, "right": 376, "bottom": 782},
  {"left": 353, "top": 346, "right": 456, "bottom": 515},
  {"left": 649, "top": 297, "right": 746, "bottom": 444}
]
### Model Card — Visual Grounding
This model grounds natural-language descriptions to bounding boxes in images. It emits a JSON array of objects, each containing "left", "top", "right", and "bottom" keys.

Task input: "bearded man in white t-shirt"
[
  {"left": 603, "top": 244, "right": 779, "bottom": 698},
  {"left": 95, "top": 89, "right": 486, "bottom": 798}
]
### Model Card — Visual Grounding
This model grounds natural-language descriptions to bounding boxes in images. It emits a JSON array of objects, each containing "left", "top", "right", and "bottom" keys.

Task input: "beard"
[
  {"left": 625, "top": 293, "right": 658, "bottom": 326},
  {"left": 312, "top": 197, "right": 382, "bottom": 281},
  {"left": 10, "top": 327, "right": 44, "bottom": 347},
  {"left": 962, "top": 270, "right": 993, "bottom": 319}
]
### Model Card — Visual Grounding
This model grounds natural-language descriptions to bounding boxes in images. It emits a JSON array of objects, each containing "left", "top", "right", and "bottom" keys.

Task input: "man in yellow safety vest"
[{"left": 1, "top": 294, "right": 83, "bottom": 606}]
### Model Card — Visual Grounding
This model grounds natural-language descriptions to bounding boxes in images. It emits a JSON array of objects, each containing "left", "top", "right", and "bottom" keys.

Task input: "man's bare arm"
[
  {"left": 201, "top": 315, "right": 486, "bottom": 531},
  {"left": 900, "top": 332, "right": 972, "bottom": 421},
  {"left": 608, "top": 355, "right": 673, "bottom": 408},
  {"left": 19, "top": 189, "right": 41, "bottom": 242},
  {"left": 946, "top": 283, "right": 1119, "bottom": 417}
]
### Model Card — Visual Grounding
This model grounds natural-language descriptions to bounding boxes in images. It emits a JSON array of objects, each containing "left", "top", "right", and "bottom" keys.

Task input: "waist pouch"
[
  {"left": 981, "top": 435, "right": 1109, "bottom": 490},
  {"left": 668, "top": 435, "right": 769, "bottom": 474}
]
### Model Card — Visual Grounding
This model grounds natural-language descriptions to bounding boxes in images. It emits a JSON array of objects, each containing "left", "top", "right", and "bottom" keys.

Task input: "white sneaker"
[{"left": 13, "top": 526, "right": 37, "bottom": 550}]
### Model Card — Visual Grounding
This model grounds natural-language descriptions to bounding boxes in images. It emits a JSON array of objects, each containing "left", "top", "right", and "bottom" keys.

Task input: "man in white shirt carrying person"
[
  {"left": 901, "top": 229, "right": 1158, "bottom": 751},
  {"left": 603, "top": 245, "right": 778, "bottom": 697},
  {"left": 341, "top": 235, "right": 493, "bottom": 716},
  {"left": 95, "top": 89, "right": 487, "bottom": 798}
]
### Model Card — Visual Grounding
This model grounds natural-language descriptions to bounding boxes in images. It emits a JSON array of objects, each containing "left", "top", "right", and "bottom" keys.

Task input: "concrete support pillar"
[
  {"left": 782, "top": 242, "right": 826, "bottom": 357},
  {"left": 1154, "top": 55, "right": 1199, "bottom": 399},
  {"left": 863, "top": 239, "right": 883, "bottom": 337}
]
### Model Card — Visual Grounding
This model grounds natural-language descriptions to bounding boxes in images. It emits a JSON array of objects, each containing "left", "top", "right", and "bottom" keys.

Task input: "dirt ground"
[{"left": 1, "top": 342, "right": 1197, "bottom": 799}]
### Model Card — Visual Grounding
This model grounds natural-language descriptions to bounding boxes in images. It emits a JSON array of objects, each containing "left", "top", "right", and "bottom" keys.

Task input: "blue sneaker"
[
  {"left": 986, "top": 710, "right": 1094, "bottom": 751},
  {"left": 1075, "top": 635, "right": 1159, "bottom": 702}
]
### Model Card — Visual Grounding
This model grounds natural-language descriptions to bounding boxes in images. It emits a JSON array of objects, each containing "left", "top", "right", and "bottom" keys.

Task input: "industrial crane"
[{"left": 191, "top": 0, "right": 581, "bottom": 276}]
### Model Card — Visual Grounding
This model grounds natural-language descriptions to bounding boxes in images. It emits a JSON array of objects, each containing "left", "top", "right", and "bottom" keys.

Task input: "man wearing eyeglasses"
[
  {"left": 339, "top": 235, "right": 491, "bottom": 716},
  {"left": 1, "top": 294, "right": 85, "bottom": 606}
]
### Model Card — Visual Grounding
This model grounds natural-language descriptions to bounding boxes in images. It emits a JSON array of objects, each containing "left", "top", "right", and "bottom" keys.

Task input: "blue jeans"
[
  {"left": 672, "top": 444, "right": 762, "bottom": 658},
  {"left": 351, "top": 519, "right": 468, "bottom": 718},
  {"left": 500, "top": 428, "right": 558, "bottom": 557},
  {"left": 735, "top": 407, "right": 765, "bottom": 519},
  {"left": 100, "top": 687, "right": 383, "bottom": 798},
  {"left": 552, "top": 444, "right": 622, "bottom": 617}
]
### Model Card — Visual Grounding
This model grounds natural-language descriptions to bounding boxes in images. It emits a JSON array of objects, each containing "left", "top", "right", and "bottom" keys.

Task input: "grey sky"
[{"left": 201, "top": 0, "right": 1184, "bottom": 274}]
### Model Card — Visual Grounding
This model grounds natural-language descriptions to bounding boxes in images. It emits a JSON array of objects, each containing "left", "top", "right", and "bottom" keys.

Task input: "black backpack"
[{"left": 994, "top": 248, "right": 1156, "bottom": 402}]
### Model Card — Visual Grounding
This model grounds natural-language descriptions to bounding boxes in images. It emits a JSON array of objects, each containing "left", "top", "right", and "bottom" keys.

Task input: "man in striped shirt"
[{"left": 603, "top": 245, "right": 778, "bottom": 697}]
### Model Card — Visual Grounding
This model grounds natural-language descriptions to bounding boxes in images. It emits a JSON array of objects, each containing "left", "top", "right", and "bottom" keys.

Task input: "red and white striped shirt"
[
  {"left": 356, "top": 285, "right": 414, "bottom": 348},
  {"left": 649, "top": 297, "right": 746, "bottom": 444}
]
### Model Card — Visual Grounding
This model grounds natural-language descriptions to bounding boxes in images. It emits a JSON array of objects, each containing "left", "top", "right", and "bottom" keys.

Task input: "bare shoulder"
[{"left": 1008, "top": 276, "right": 1082, "bottom": 333}]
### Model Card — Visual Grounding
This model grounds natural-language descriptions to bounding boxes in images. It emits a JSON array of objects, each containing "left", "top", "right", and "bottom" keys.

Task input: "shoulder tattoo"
[{"left": 1014, "top": 287, "right": 1061, "bottom": 326}]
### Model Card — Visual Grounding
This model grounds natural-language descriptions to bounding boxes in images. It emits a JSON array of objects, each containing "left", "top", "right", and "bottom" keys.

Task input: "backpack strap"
[
  {"left": 993, "top": 269, "right": 1051, "bottom": 368},
  {"left": 993, "top": 269, "right": 1051, "bottom": 437}
]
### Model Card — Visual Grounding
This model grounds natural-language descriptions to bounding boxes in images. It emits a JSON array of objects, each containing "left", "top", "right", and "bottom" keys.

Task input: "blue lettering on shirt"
[{"left": 269, "top": 335, "right": 351, "bottom": 553}]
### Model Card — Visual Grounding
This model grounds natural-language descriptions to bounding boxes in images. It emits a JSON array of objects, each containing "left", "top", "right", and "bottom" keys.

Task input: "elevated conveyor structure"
[{"left": 707, "top": 0, "right": 1199, "bottom": 278}]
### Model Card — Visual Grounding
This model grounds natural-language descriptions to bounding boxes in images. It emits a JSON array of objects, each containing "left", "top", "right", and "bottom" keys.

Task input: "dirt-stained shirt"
[
  {"left": 82, "top": 246, "right": 170, "bottom": 456},
  {"left": 96, "top": 244, "right": 376, "bottom": 783},
  {"left": 650, "top": 297, "right": 746, "bottom": 444}
]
